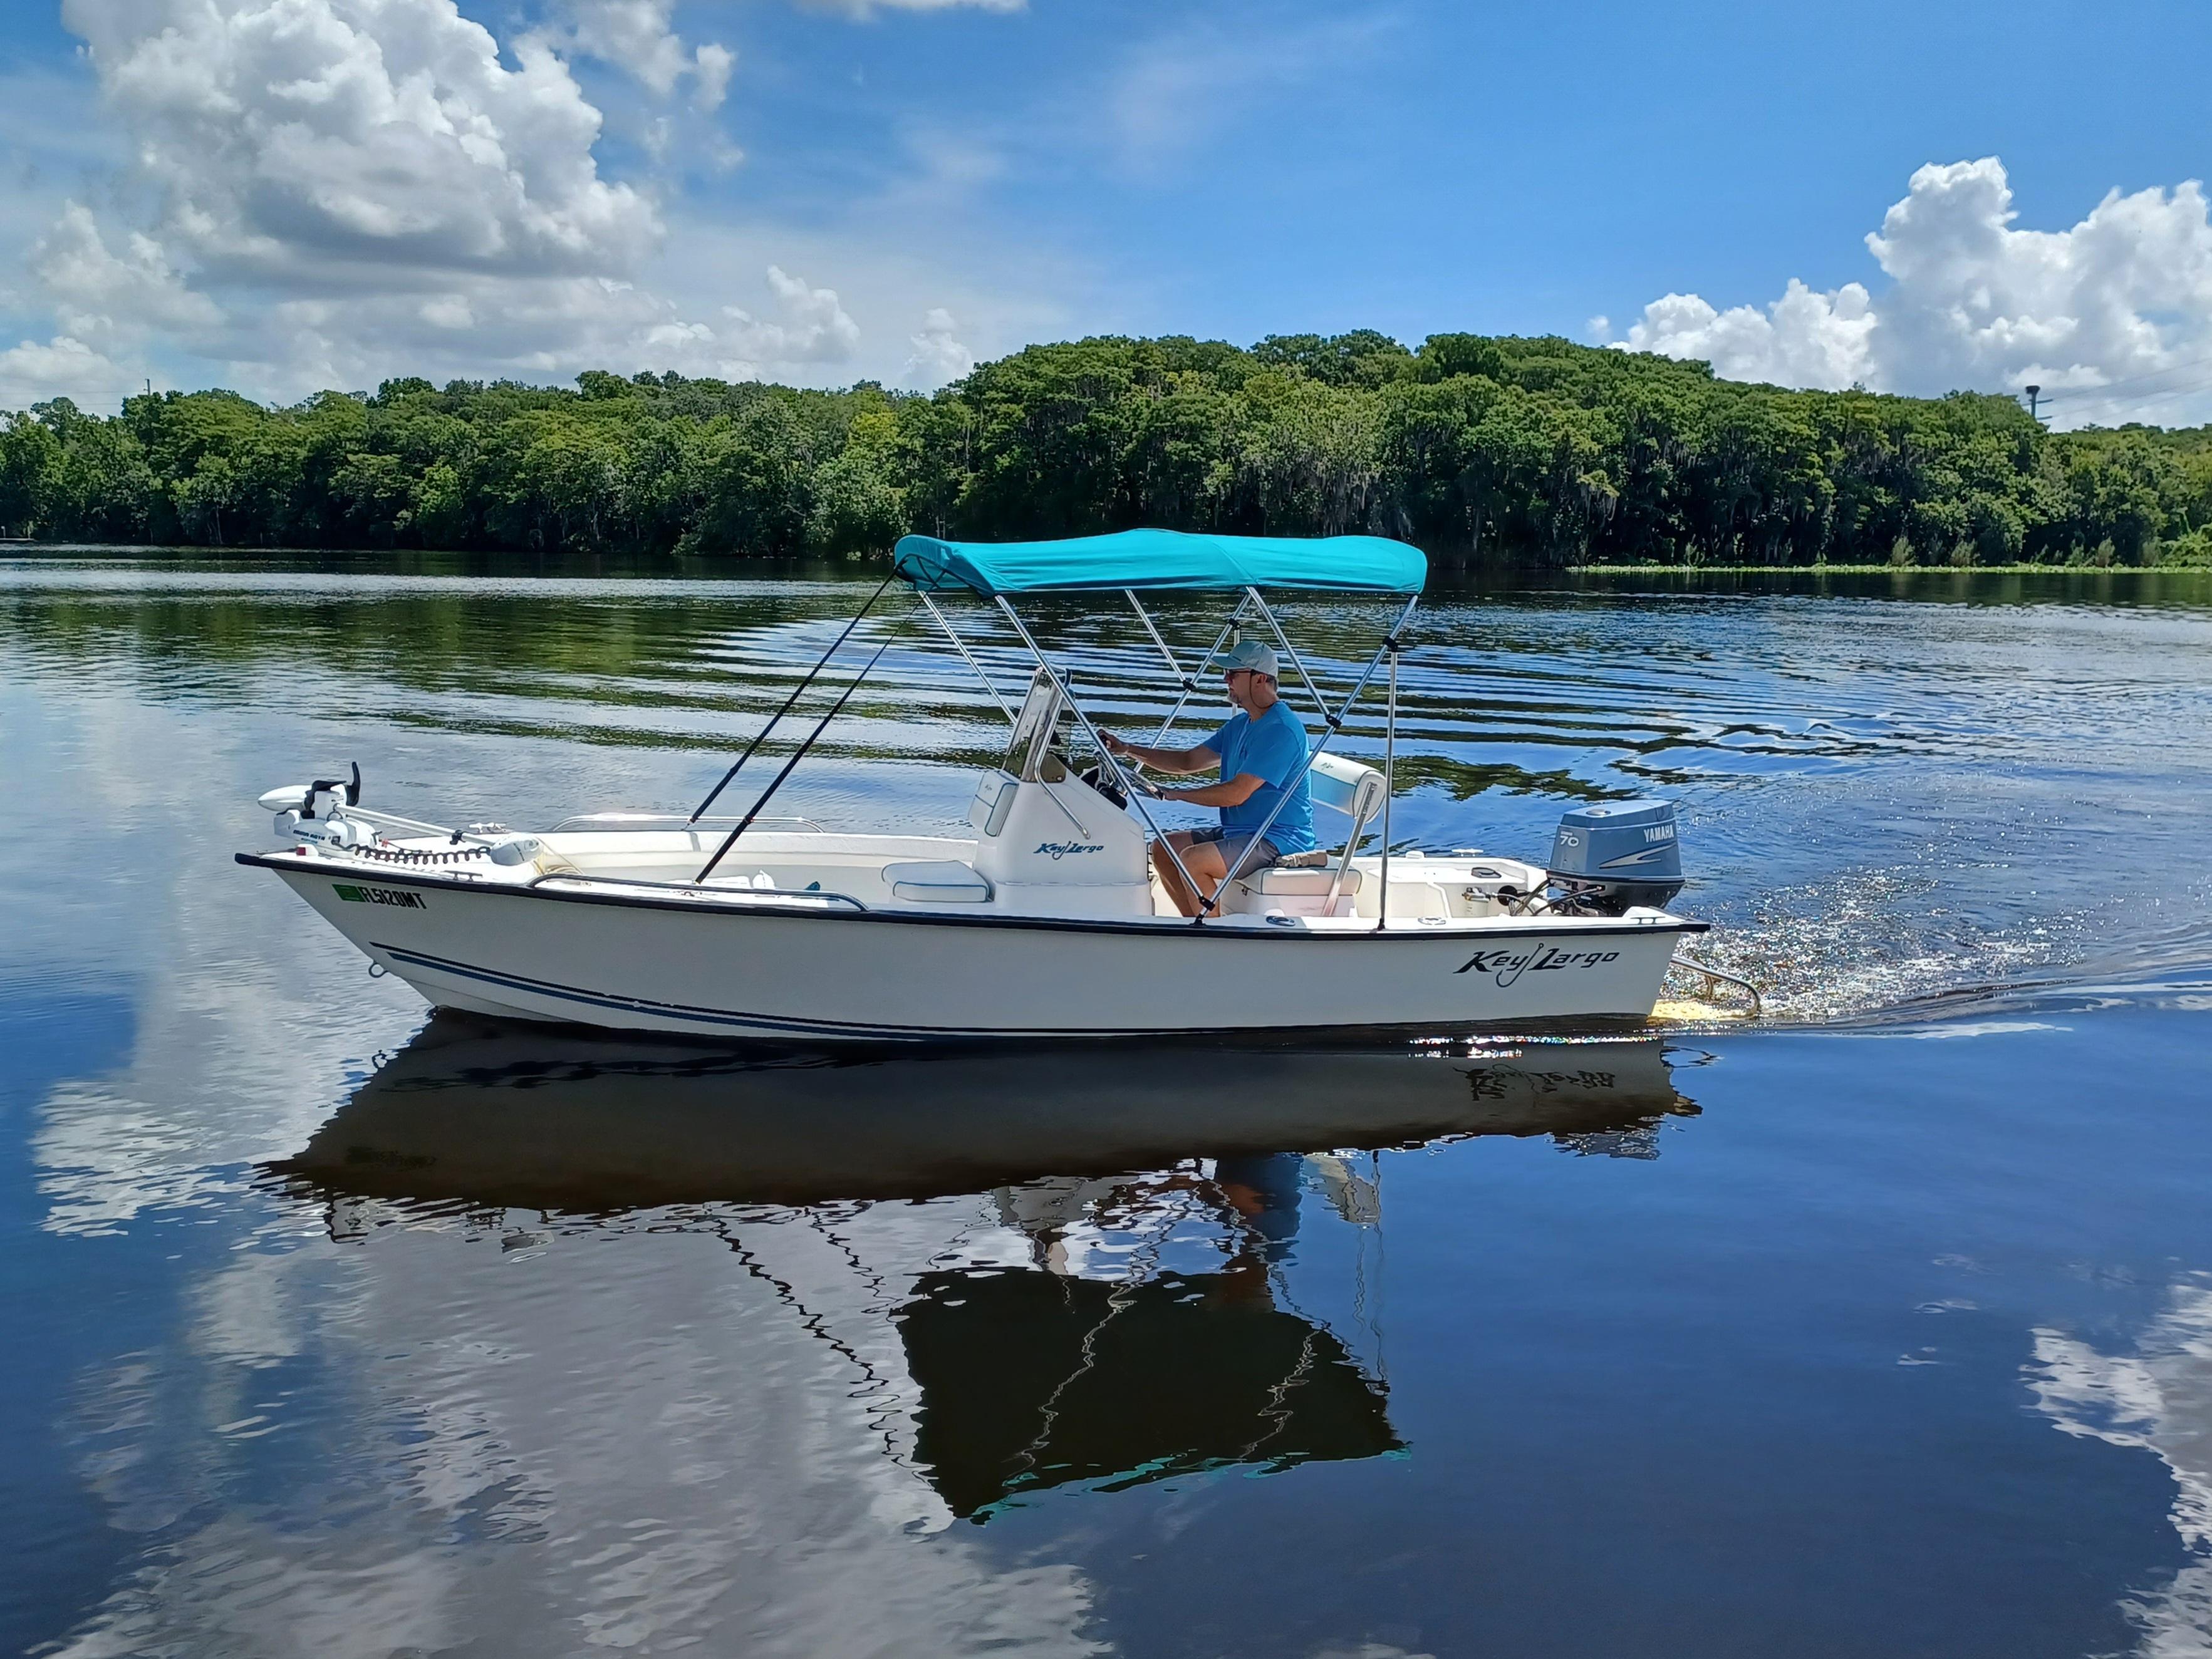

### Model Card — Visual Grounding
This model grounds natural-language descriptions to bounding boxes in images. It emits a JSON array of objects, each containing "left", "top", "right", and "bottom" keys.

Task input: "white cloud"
[
  {"left": 716, "top": 265, "right": 861, "bottom": 373},
  {"left": 29, "top": 202, "right": 222, "bottom": 343},
  {"left": 538, "top": 0, "right": 735, "bottom": 110},
  {"left": 61, "top": 0, "right": 662, "bottom": 282},
  {"left": 1621, "top": 278, "right": 1876, "bottom": 391},
  {"left": 1105, "top": 14, "right": 1390, "bottom": 175},
  {"left": 0, "top": 335, "right": 142, "bottom": 411},
  {"left": 2026, "top": 1276, "right": 2212, "bottom": 1656},
  {"left": 418, "top": 294, "right": 475, "bottom": 330},
  {"left": 1618, "top": 158, "right": 2212, "bottom": 426},
  {"left": 693, "top": 42, "right": 737, "bottom": 111},
  {"left": 643, "top": 214, "right": 1080, "bottom": 389},
  {"left": 0, "top": 0, "right": 1082, "bottom": 407},
  {"left": 902, "top": 306, "right": 972, "bottom": 387},
  {"left": 224, "top": 264, "right": 862, "bottom": 391},
  {"left": 9, "top": 0, "right": 858, "bottom": 400}
]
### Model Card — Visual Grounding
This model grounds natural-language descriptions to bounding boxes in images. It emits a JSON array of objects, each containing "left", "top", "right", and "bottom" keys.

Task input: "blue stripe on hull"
[{"left": 377, "top": 943, "right": 1113, "bottom": 1040}]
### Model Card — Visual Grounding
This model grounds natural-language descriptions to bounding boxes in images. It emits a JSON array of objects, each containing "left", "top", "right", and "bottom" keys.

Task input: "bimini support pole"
[
  {"left": 992, "top": 595, "right": 1210, "bottom": 913},
  {"left": 695, "top": 618, "right": 904, "bottom": 883},
  {"left": 1200, "top": 594, "right": 1420, "bottom": 921},
  {"left": 1376, "top": 616, "right": 1405, "bottom": 933},
  {"left": 914, "top": 586, "right": 1017, "bottom": 724},
  {"left": 1149, "top": 593, "right": 1252, "bottom": 744},
  {"left": 1244, "top": 586, "right": 1342, "bottom": 730},
  {"left": 1124, "top": 590, "right": 1186, "bottom": 684},
  {"left": 688, "top": 569, "right": 898, "bottom": 825}
]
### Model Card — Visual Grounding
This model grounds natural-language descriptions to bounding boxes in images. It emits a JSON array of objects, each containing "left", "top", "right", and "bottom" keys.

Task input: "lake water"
[{"left": 4, "top": 552, "right": 2211, "bottom": 1658}]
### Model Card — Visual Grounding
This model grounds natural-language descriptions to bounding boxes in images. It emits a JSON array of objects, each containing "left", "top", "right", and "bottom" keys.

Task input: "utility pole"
[{"left": 2023, "top": 383, "right": 2047, "bottom": 423}]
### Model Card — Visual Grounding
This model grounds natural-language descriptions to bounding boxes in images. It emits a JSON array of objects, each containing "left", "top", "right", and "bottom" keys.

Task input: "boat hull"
[{"left": 249, "top": 856, "right": 1697, "bottom": 1041}]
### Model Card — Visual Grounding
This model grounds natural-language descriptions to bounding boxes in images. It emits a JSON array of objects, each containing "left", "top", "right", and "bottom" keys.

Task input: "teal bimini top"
[{"left": 892, "top": 529, "right": 1426, "bottom": 598}]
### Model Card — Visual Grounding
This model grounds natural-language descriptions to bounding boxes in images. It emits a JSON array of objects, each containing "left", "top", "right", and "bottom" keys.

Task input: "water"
[{"left": 5, "top": 552, "right": 2211, "bottom": 1658}]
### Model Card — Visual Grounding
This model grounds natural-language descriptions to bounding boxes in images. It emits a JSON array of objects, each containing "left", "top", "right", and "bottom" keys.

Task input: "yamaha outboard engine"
[{"left": 1547, "top": 799, "right": 1683, "bottom": 914}]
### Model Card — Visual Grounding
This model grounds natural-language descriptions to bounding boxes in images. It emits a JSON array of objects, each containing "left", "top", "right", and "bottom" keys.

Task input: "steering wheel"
[{"left": 1076, "top": 762, "right": 1130, "bottom": 810}]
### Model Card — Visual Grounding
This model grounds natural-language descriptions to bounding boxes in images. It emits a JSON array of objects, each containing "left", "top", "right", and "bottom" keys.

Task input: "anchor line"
[
  {"left": 1238, "top": 1328, "right": 1325, "bottom": 1464},
  {"left": 712, "top": 1219, "right": 910, "bottom": 1471},
  {"left": 801, "top": 1206, "right": 924, "bottom": 1457},
  {"left": 1002, "top": 1211, "right": 1178, "bottom": 1488}
]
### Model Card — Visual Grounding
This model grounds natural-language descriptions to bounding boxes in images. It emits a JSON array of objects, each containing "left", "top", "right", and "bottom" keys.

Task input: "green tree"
[{"left": 3, "top": 328, "right": 2208, "bottom": 570}]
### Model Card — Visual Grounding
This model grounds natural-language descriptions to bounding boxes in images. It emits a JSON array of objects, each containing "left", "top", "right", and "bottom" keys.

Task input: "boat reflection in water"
[{"left": 274, "top": 1018, "right": 1697, "bottom": 1519}]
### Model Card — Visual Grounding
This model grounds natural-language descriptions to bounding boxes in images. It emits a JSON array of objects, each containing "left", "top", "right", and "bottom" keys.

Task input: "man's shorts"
[{"left": 1188, "top": 825, "right": 1283, "bottom": 872}]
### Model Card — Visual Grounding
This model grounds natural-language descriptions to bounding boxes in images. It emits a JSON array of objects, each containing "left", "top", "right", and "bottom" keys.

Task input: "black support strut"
[
  {"left": 687, "top": 570, "right": 898, "bottom": 825},
  {"left": 693, "top": 623, "right": 903, "bottom": 884}
]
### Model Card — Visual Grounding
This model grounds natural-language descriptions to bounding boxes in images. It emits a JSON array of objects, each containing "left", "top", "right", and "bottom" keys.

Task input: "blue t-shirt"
[{"left": 1205, "top": 702, "right": 1316, "bottom": 855}]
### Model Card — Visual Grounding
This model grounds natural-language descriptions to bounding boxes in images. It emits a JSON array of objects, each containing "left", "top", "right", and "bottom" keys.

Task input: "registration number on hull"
[{"left": 332, "top": 883, "right": 427, "bottom": 910}]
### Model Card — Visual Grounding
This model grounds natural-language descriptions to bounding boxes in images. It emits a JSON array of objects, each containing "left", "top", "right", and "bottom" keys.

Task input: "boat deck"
[{"left": 262, "top": 826, "right": 1685, "bottom": 936}]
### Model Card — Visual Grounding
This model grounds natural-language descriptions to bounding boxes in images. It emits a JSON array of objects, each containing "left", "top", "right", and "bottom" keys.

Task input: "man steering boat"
[{"left": 1099, "top": 639, "right": 1316, "bottom": 917}]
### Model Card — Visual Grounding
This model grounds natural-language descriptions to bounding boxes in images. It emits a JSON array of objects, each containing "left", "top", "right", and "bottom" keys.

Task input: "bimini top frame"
[{"left": 693, "top": 531, "right": 1427, "bottom": 923}]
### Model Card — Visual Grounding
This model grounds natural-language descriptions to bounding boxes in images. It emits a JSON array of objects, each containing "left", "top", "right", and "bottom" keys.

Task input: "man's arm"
[
  {"left": 1160, "top": 773, "right": 1265, "bottom": 807},
  {"left": 1100, "top": 733, "right": 1218, "bottom": 775}
]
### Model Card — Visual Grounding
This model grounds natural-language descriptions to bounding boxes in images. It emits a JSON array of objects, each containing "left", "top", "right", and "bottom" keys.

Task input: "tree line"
[{"left": 4, "top": 331, "right": 2209, "bottom": 567}]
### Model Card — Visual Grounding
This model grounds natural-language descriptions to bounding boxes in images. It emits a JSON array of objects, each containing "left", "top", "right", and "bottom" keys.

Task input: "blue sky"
[{"left": 3, "top": 0, "right": 2210, "bottom": 423}]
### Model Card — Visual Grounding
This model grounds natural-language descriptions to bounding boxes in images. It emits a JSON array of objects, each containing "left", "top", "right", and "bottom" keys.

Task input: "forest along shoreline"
[{"left": 3, "top": 330, "right": 2208, "bottom": 571}]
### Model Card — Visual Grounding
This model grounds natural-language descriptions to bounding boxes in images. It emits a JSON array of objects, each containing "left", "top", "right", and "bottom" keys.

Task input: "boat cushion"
[{"left": 886, "top": 859, "right": 994, "bottom": 903}]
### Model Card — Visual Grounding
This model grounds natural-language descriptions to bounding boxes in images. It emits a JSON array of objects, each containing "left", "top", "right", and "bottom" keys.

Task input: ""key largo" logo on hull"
[
  {"left": 1034, "top": 841, "right": 1105, "bottom": 861},
  {"left": 1455, "top": 943, "right": 1619, "bottom": 986}
]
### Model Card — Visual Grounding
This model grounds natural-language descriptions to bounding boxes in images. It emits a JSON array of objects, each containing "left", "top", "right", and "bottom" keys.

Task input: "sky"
[{"left": 3, "top": 0, "right": 2210, "bottom": 427}]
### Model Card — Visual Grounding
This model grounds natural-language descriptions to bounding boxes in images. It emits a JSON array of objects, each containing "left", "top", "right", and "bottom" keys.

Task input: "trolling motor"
[
  {"left": 1545, "top": 799, "right": 1684, "bottom": 914},
  {"left": 257, "top": 762, "right": 361, "bottom": 820},
  {"left": 252, "top": 765, "right": 558, "bottom": 869},
  {"left": 259, "top": 764, "right": 373, "bottom": 846}
]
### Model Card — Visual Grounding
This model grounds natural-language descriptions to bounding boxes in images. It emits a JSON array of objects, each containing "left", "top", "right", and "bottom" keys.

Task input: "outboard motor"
[{"left": 1546, "top": 799, "right": 1683, "bottom": 914}]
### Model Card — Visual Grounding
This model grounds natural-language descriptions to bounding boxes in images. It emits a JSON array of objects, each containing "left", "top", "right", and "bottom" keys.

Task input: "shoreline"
[
  {"left": 1564, "top": 562, "right": 2212, "bottom": 576},
  {"left": 9, "top": 544, "right": 2211, "bottom": 580}
]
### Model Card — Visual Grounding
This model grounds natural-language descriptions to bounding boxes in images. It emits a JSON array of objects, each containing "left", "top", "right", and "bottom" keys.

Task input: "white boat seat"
[
  {"left": 1213, "top": 755, "right": 1382, "bottom": 916},
  {"left": 885, "top": 859, "right": 994, "bottom": 903},
  {"left": 1230, "top": 866, "right": 1364, "bottom": 897}
]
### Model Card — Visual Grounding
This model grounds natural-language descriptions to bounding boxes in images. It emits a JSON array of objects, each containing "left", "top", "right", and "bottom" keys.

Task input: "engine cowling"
[{"left": 1547, "top": 799, "right": 1683, "bottom": 914}]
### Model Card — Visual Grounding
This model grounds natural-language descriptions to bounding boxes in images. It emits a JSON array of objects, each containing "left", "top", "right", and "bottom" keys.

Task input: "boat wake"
[
  {"left": 1631, "top": 877, "right": 2031, "bottom": 1031},
  {"left": 1656, "top": 871, "right": 2212, "bottom": 1031}
]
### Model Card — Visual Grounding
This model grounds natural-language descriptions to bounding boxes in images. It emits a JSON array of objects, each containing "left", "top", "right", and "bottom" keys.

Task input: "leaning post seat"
[
  {"left": 1223, "top": 752, "right": 1385, "bottom": 914},
  {"left": 1305, "top": 752, "right": 1387, "bottom": 835}
]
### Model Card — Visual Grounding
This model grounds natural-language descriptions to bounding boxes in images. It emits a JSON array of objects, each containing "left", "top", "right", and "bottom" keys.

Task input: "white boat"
[{"left": 240, "top": 530, "right": 1732, "bottom": 1041}]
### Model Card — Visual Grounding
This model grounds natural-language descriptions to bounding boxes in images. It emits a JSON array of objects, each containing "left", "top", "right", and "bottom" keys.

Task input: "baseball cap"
[{"left": 1220, "top": 639, "right": 1280, "bottom": 678}]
